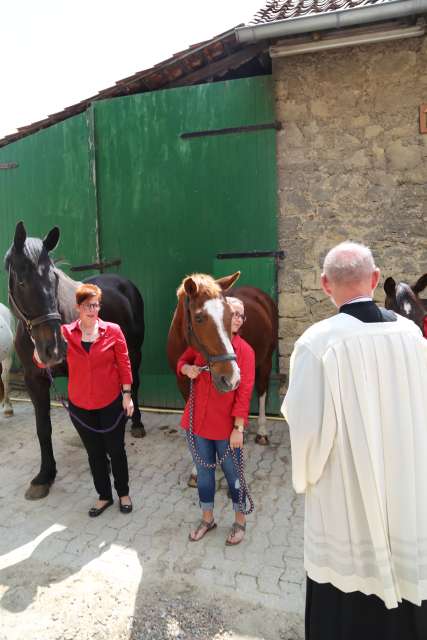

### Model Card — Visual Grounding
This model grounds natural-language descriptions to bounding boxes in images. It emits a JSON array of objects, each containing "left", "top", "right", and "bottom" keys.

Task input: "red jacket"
[
  {"left": 61, "top": 319, "right": 132, "bottom": 410},
  {"left": 178, "top": 334, "right": 255, "bottom": 440},
  {"left": 424, "top": 316, "right": 427, "bottom": 339}
]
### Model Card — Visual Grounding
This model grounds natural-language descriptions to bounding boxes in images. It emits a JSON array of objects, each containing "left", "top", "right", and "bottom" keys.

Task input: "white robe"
[{"left": 282, "top": 312, "right": 427, "bottom": 609}]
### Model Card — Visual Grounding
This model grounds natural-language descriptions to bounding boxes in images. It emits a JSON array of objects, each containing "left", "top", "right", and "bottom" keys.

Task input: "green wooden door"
[
  {"left": 213, "top": 256, "right": 280, "bottom": 415},
  {"left": 94, "top": 76, "right": 278, "bottom": 409}
]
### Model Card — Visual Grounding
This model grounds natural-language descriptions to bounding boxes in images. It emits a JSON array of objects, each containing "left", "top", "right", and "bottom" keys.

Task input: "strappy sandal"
[
  {"left": 188, "top": 519, "right": 217, "bottom": 542},
  {"left": 226, "top": 521, "right": 246, "bottom": 546}
]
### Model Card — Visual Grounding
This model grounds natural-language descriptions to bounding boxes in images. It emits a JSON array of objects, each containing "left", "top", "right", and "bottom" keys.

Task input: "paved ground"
[{"left": 0, "top": 396, "right": 305, "bottom": 640}]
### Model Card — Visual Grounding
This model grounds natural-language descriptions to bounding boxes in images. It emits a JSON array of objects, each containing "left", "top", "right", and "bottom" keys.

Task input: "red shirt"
[
  {"left": 424, "top": 316, "right": 427, "bottom": 339},
  {"left": 178, "top": 334, "right": 255, "bottom": 440},
  {"left": 61, "top": 319, "right": 132, "bottom": 410}
]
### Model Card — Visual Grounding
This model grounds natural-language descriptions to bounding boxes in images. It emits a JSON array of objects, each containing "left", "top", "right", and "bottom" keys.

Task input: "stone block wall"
[{"left": 273, "top": 35, "right": 427, "bottom": 376}]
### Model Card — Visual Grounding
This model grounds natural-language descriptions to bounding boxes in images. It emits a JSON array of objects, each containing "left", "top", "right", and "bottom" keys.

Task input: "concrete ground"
[{"left": 0, "top": 396, "right": 305, "bottom": 640}]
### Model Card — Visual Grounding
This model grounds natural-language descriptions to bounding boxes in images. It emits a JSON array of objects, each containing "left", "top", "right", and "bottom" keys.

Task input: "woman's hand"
[
  {"left": 230, "top": 429, "right": 243, "bottom": 450},
  {"left": 181, "top": 364, "right": 201, "bottom": 380},
  {"left": 122, "top": 394, "right": 134, "bottom": 417}
]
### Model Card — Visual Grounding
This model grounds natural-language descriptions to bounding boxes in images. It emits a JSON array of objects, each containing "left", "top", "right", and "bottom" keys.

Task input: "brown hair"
[{"left": 75, "top": 283, "right": 102, "bottom": 305}]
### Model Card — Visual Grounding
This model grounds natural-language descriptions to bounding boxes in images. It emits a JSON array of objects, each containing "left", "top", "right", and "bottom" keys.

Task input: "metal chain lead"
[{"left": 187, "top": 376, "right": 254, "bottom": 516}]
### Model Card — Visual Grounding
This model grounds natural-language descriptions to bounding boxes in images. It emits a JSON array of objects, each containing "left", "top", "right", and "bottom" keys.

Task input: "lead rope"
[
  {"left": 45, "top": 367, "right": 125, "bottom": 434},
  {"left": 187, "top": 374, "right": 254, "bottom": 515}
]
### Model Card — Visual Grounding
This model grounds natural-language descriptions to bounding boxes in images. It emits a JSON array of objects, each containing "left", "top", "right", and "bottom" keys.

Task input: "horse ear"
[
  {"left": 412, "top": 274, "right": 427, "bottom": 295},
  {"left": 216, "top": 271, "right": 241, "bottom": 292},
  {"left": 13, "top": 221, "right": 27, "bottom": 253},
  {"left": 384, "top": 277, "right": 396, "bottom": 296},
  {"left": 43, "top": 227, "right": 60, "bottom": 253},
  {"left": 183, "top": 277, "right": 198, "bottom": 298}
]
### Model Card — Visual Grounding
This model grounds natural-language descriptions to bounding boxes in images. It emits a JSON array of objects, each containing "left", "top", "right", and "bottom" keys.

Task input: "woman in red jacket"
[
  {"left": 34, "top": 283, "right": 134, "bottom": 517},
  {"left": 178, "top": 297, "right": 255, "bottom": 545}
]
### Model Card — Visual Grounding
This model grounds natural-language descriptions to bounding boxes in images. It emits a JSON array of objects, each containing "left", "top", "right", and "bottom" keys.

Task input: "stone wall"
[{"left": 273, "top": 35, "right": 427, "bottom": 376}]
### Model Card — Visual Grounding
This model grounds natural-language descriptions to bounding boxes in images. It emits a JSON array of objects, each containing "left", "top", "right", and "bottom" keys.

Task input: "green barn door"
[
  {"left": 94, "top": 76, "right": 278, "bottom": 409},
  {"left": 213, "top": 255, "right": 281, "bottom": 415}
]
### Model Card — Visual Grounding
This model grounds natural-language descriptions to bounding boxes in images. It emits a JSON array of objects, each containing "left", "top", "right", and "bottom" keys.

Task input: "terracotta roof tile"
[{"left": 250, "top": 0, "right": 389, "bottom": 22}]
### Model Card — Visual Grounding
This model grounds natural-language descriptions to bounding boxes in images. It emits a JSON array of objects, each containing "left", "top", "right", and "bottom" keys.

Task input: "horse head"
[
  {"left": 178, "top": 271, "right": 241, "bottom": 393},
  {"left": 384, "top": 275, "right": 427, "bottom": 334},
  {"left": 4, "top": 221, "right": 67, "bottom": 366}
]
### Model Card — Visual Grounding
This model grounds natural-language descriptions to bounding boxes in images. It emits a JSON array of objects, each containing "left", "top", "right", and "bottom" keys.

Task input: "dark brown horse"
[
  {"left": 384, "top": 274, "right": 427, "bottom": 336},
  {"left": 167, "top": 272, "right": 278, "bottom": 485},
  {"left": 5, "top": 222, "right": 145, "bottom": 500},
  {"left": 228, "top": 285, "right": 278, "bottom": 446}
]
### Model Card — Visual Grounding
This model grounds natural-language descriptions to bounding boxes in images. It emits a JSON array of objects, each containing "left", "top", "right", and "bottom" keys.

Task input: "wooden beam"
[{"left": 165, "top": 44, "right": 267, "bottom": 88}]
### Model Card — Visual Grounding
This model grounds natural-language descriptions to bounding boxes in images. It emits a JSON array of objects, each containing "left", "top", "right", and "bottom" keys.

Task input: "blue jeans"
[{"left": 188, "top": 433, "right": 246, "bottom": 513}]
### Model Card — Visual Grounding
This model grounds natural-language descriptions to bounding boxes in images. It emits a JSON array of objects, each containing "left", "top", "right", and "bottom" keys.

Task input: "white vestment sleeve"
[{"left": 281, "top": 343, "right": 337, "bottom": 493}]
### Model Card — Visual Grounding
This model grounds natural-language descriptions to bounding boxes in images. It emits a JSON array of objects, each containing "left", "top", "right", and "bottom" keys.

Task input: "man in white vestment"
[{"left": 282, "top": 241, "right": 427, "bottom": 640}]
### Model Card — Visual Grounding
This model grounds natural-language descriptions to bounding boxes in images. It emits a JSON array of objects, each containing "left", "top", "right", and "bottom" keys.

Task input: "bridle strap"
[
  {"left": 185, "top": 295, "right": 236, "bottom": 365},
  {"left": 8, "top": 266, "right": 62, "bottom": 335}
]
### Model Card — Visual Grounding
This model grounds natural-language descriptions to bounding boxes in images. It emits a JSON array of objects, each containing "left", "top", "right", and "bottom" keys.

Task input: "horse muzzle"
[{"left": 211, "top": 366, "right": 241, "bottom": 394}]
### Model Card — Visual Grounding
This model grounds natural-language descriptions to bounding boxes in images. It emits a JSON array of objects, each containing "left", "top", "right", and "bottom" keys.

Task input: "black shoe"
[
  {"left": 119, "top": 497, "right": 133, "bottom": 514},
  {"left": 88, "top": 499, "right": 113, "bottom": 518}
]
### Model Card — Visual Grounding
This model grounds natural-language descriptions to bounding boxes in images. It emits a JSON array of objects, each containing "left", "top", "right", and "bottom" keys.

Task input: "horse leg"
[
  {"left": 2, "top": 355, "right": 13, "bottom": 416},
  {"left": 254, "top": 357, "right": 272, "bottom": 446},
  {"left": 129, "top": 348, "right": 146, "bottom": 438},
  {"left": 24, "top": 372, "right": 57, "bottom": 499}
]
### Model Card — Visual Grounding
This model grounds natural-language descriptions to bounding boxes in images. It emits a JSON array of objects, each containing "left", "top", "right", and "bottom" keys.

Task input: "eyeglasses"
[
  {"left": 232, "top": 312, "right": 245, "bottom": 321},
  {"left": 82, "top": 303, "right": 101, "bottom": 311}
]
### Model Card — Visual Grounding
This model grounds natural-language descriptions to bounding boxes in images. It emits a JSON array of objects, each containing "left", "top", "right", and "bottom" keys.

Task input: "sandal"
[
  {"left": 189, "top": 519, "right": 217, "bottom": 542},
  {"left": 255, "top": 434, "right": 269, "bottom": 446},
  {"left": 226, "top": 521, "right": 246, "bottom": 546}
]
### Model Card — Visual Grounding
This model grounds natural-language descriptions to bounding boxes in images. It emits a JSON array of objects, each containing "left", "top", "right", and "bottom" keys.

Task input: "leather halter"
[
  {"left": 8, "top": 266, "right": 61, "bottom": 336},
  {"left": 185, "top": 296, "right": 236, "bottom": 365}
]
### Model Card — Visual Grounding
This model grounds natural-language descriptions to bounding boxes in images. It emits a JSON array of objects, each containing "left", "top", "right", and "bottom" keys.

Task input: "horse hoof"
[
  {"left": 187, "top": 474, "right": 198, "bottom": 488},
  {"left": 131, "top": 425, "right": 146, "bottom": 438},
  {"left": 3, "top": 409, "right": 13, "bottom": 417},
  {"left": 25, "top": 483, "right": 51, "bottom": 500},
  {"left": 255, "top": 434, "right": 270, "bottom": 446}
]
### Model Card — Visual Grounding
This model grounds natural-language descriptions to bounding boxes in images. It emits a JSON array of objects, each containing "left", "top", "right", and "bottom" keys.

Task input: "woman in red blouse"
[
  {"left": 34, "top": 283, "right": 134, "bottom": 517},
  {"left": 178, "top": 297, "right": 255, "bottom": 545}
]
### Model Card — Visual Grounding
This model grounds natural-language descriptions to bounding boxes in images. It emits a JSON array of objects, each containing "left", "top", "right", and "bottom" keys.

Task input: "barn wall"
[{"left": 273, "top": 35, "right": 427, "bottom": 374}]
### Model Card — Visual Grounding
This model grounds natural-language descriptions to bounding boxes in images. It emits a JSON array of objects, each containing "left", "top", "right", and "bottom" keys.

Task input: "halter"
[
  {"left": 8, "top": 266, "right": 62, "bottom": 336},
  {"left": 185, "top": 295, "right": 236, "bottom": 366}
]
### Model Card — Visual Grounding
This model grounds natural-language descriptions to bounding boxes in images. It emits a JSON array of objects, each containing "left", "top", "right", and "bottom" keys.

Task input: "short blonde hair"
[{"left": 226, "top": 296, "right": 244, "bottom": 311}]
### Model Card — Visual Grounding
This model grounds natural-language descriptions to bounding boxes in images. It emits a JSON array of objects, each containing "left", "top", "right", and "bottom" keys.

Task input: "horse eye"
[{"left": 194, "top": 313, "right": 204, "bottom": 324}]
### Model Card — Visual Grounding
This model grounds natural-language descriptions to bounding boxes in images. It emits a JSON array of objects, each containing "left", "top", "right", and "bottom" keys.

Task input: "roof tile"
[{"left": 250, "top": 0, "right": 389, "bottom": 23}]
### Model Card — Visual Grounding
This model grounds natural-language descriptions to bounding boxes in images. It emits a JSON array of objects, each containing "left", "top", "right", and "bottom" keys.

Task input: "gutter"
[{"left": 235, "top": 0, "right": 427, "bottom": 43}]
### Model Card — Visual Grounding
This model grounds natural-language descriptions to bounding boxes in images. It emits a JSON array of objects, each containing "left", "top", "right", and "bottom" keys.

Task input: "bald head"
[
  {"left": 323, "top": 242, "right": 376, "bottom": 285},
  {"left": 321, "top": 241, "right": 380, "bottom": 307}
]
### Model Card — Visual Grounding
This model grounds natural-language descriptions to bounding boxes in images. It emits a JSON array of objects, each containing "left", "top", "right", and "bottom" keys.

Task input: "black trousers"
[
  {"left": 306, "top": 577, "right": 427, "bottom": 640},
  {"left": 69, "top": 394, "right": 129, "bottom": 501}
]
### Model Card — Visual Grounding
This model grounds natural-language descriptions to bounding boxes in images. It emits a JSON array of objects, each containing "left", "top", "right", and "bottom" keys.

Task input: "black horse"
[
  {"left": 384, "top": 274, "right": 427, "bottom": 334},
  {"left": 5, "top": 221, "right": 145, "bottom": 500}
]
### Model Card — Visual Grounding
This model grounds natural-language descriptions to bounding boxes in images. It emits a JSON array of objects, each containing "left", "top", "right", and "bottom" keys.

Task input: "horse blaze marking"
[{"left": 420, "top": 105, "right": 427, "bottom": 134}]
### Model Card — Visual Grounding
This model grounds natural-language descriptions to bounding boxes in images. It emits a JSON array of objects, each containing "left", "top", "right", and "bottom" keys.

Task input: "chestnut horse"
[
  {"left": 5, "top": 221, "right": 145, "bottom": 500},
  {"left": 167, "top": 272, "right": 278, "bottom": 485},
  {"left": 384, "top": 274, "right": 427, "bottom": 336}
]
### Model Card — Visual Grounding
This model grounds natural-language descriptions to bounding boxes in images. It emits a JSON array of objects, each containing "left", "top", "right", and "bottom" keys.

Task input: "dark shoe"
[
  {"left": 119, "top": 497, "right": 133, "bottom": 514},
  {"left": 88, "top": 499, "right": 113, "bottom": 518}
]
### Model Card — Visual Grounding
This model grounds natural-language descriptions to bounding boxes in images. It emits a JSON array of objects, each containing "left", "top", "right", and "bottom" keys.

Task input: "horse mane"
[
  {"left": 176, "top": 273, "right": 222, "bottom": 299},
  {"left": 4, "top": 237, "right": 46, "bottom": 270}
]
